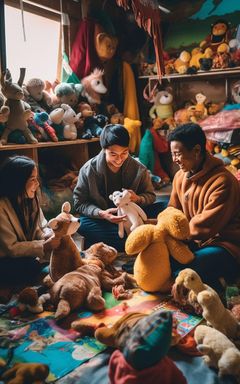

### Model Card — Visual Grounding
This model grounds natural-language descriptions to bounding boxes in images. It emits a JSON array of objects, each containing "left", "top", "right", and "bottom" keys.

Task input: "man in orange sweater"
[{"left": 168, "top": 123, "right": 240, "bottom": 288}]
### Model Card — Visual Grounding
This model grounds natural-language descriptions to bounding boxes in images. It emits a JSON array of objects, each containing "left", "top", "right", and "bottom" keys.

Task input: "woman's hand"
[
  {"left": 99, "top": 208, "right": 126, "bottom": 223},
  {"left": 43, "top": 236, "right": 61, "bottom": 253}
]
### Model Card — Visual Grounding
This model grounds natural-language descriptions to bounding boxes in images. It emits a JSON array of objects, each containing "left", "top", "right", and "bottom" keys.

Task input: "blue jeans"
[
  {"left": 170, "top": 245, "right": 239, "bottom": 291},
  {"left": 78, "top": 201, "right": 168, "bottom": 252}
]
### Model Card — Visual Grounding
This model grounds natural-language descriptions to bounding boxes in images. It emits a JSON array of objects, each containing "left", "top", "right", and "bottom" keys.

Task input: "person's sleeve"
[
  {"left": 137, "top": 168, "right": 156, "bottom": 206},
  {"left": 0, "top": 209, "right": 45, "bottom": 259},
  {"left": 35, "top": 209, "right": 53, "bottom": 240},
  {"left": 168, "top": 174, "right": 182, "bottom": 210},
  {"left": 189, "top": 178, "right": 237, "bottom": 241},
  {"left": 73, "top": 169, "right": 101, "bottom": 218}
]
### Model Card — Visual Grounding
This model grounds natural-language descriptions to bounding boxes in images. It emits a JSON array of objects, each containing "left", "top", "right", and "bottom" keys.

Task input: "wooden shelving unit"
[{"left": 0, "top": 138, "right": 101, "bottom": 169}]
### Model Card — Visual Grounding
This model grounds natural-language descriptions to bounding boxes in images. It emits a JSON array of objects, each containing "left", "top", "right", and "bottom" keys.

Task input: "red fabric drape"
[{"left": 116, "top": 0, "right": 164, "bottom": 78}]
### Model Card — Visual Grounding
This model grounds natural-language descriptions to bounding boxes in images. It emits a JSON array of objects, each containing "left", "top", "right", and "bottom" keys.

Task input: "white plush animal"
[
  {"left": 61, "top": 103, "right": 81, "bottom": 140},
  {"left": 109, "top": 190, "right": 147, "bottom": 238},
  {"left": 197, "top": 290, "right": 240, "bottom": 339},
  {"left": 194, "top": 325, "right": 240, "bottom": 382}
]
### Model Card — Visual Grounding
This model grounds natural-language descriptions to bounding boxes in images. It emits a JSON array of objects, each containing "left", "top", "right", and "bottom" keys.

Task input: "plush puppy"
[
  {"left": 197, "top": 290, "right": 240, "bottom": 339},
  {"left": 194, "top": 325, "right": 240, "bottom": 381}
]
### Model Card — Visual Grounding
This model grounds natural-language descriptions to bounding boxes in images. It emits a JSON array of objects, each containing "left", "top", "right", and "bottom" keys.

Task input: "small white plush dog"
[
  {"left": 109, "top": 190, "right": 147, "bottom": 238},
  {"left": 197, "top": 290, "right": 240, "bottom": 339},
  {"left": 194, "top": 324, "right": 240, "bottom": 381}
]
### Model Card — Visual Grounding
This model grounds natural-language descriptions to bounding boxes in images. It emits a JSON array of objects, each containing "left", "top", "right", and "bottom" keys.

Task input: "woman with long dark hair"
[{"left": 0, "top": 155, "right": 58, "bottom": 284}]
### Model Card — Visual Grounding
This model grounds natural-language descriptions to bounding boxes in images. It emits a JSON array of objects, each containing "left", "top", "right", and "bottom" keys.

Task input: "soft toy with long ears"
[
  {"left": 172, "top": 268, "right": 215, "bottom": 309},
  {"left": 0, "top": 68, "right": 37, "bottom": 145},
  {"left": 194, "top": 325, "right": 240, "bottom": 381},
  {"left": 43, "top": 201, "right": 83, "bottom": 285},
  {"left": 109, "top": 190, "right": 147, "bottom": 238},
  {"left": 197, "top": 290, "right": 240, "bottom": 340},
  {"left": 81, "top": 68, "right": 107, "bottom": 105},
  {"left": 125, "top": 207, "right": 194, "bottom": 292}
]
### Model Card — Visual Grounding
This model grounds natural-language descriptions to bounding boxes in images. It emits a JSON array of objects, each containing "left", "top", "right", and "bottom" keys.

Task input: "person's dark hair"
[
  {"left": 168, "top": 123, "right": 206, "bottom": 154},
  {"left": 0, "top": 155, "right": 36, "bottom": 199},
  {"left": 100, "top": 124, "right": 130, "bottom": 149}
]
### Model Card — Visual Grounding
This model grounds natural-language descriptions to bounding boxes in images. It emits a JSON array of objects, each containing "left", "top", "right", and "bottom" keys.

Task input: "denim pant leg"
[
  {"left": 171, "top": 245, "right": 239, "bottom": 290},
  {"left": 143, "top": 200, "right": 169, "bottom": 218},
  {"left": 78, "top": 216, "right": 127, "bottom": 252}
]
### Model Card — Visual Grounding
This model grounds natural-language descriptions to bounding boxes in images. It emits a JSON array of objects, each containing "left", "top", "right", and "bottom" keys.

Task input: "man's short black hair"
[
  {"left": 100, "top": 124, "right": 130, "bottom": 149},
  {"left": 168, "top": 123, "right": 206, "bottom": 154}
]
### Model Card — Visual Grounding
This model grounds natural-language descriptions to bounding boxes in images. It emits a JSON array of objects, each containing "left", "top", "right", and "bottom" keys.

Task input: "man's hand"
[
  {"left": 126, "top": 189, "right": 142, "bottom": 204},
  {"left": 99, "top": 208, "right": 127, "bottom": 223}
]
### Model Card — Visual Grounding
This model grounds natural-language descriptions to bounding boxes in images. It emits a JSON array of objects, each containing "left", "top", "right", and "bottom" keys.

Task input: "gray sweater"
[{"left": 73, "top": 150, "right": 156, "bottom": 218}]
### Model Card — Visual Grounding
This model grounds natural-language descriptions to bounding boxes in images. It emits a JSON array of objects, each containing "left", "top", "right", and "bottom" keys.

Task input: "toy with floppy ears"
[
  {"left": 194, "top": 325, "right": 240, "bottom": 381},
  {"left": 0, "top": 69, "right": 37, "bottom": 145},
  {"left": 43, "top": 201, "right": 83, "bottom": 285},
  {"left": 125, "top": 207, "right": 194, "bottom": 292},
  {"left": 109, "top": 190, "right": 147, "bottom": 238}
]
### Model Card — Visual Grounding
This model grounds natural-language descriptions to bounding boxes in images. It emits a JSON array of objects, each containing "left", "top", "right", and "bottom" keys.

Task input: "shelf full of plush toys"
[
  {"left": 0, "top": 67, "right": 117, "bottom": 147},
  {"left": 139, "top": 20, "right": 240, "bottom": 79}
]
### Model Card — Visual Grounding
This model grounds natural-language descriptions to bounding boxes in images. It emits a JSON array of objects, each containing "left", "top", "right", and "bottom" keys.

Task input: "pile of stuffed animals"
[
  {"left": 0, "top": 201, "right": 240, "bottom": 383},
  {"left": 140, "top": 20, "right": 240, "bottom": 77},
  {"left": 0, "top": 66, "right": 139, "bottom": 145}
]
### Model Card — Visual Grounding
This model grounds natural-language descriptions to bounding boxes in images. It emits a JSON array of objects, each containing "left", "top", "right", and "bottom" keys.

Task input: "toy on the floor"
[
  {"left": 109, "top": 190, "right": 147, "bottom": 238},
  {"left": 94, "top": 312, "right": 146, "bottom": 348},
  {"left": 81, "top": 68, "right": 107, "bottom": 105},
  {"left": 172, "top": 268, "right": 215, "bottom": 309},
  {"left": 81, "top": 242, "right": 136, "bottom": 291},
  {"left": 125, "top": 207, "right": 194, "bottom": 292},
  {"left": 108, "top": 310, "right": 187, "bottom": 384},
  {"left": 17, "top": 287, "right": 50, "bottom": 314},
  {"left": 194, "top": 324, "right": 240, "bottom": 381},
  {"left": 43, "top": 201, "right": 83, "bottom": 284},
  {"left": 1, "top": 362, "right": 49, "bottom": 384},
  {"left": 197, "top": 290, "right": 240, "bottom": 339},
  {"left": 47, "top": 263, "right": 106, "bottom": 320},
  {"left": 0, "top": 69, "right": 37, "bottom": 145}
]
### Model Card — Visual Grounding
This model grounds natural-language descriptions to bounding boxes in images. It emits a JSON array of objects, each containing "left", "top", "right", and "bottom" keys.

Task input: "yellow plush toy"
[
  {"left": 123, "top": 117, "right": 142, "bottom": 154},
  {"left": 125, "top": 207, "right": 194, "bottom": 292}
]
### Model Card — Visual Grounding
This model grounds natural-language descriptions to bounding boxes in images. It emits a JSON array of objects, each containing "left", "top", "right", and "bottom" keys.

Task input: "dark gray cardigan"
[{"left": 73, "top": 150, "right": 156, "bottom": 218}]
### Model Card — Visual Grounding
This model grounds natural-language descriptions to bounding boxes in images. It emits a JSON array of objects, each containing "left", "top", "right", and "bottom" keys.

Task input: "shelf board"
[
  {"left": 0, "top": 138, "right": 100, "bottom": 151},
  {"left": 139, "top": 67, "right": 240, "bottom": 81}
]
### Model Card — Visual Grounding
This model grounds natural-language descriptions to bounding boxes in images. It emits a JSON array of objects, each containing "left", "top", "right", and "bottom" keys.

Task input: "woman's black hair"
[
  {"left": 168, "top": 123, "right": 206, "bottom": 154},
  {"left": 100, "top": 124, "right": 130, "bottom": 149},
  {"left": 0, "top": 155, "right": 36, "bottom": 199}
]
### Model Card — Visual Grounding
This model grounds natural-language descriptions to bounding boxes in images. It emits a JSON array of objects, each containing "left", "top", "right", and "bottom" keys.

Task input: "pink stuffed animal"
[{"left": 81, "top": 68, "right": 107, "bottom": 105}]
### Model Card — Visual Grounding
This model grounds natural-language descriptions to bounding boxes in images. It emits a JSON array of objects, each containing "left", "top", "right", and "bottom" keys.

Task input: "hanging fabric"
[
  {"left": 59, "top": 0, "right": 80, "bottom": 83},
  {"left": 116, "top": 0, "right": 164, "bottom": 78}
]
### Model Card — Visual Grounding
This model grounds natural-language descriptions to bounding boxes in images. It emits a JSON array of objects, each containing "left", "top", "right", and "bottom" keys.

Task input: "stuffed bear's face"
[
  {"left": 78, "top": 102, "right": 94, "bottom": 117},
  {"left": 154, "top": 91, "right": 173, "bottom": 106},
  {"left": 212, "top": 21, "right": 228, "bottom": 37},
  {"left": 84, "top": 242, "right": 118, "bottom": 265},
  {"left": 109, "top": 190, "right": 131, "bottom": 207},
  {"left": 95, "top": 33, "right": 118, "bottom": 61},
  {"left": 27, "top": 84, "right": 45, "bottom": 101}
]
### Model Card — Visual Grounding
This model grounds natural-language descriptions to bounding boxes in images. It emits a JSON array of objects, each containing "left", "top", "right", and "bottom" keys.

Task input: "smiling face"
[
  {"left": 170, "top": 141, "right": 202, "bottom": 173},
  {"left": 105, "top": 144, "right": 129, "bottom": 172},
  {"left": 25, "top": 166, "right": 39, "bottom": 199}
]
